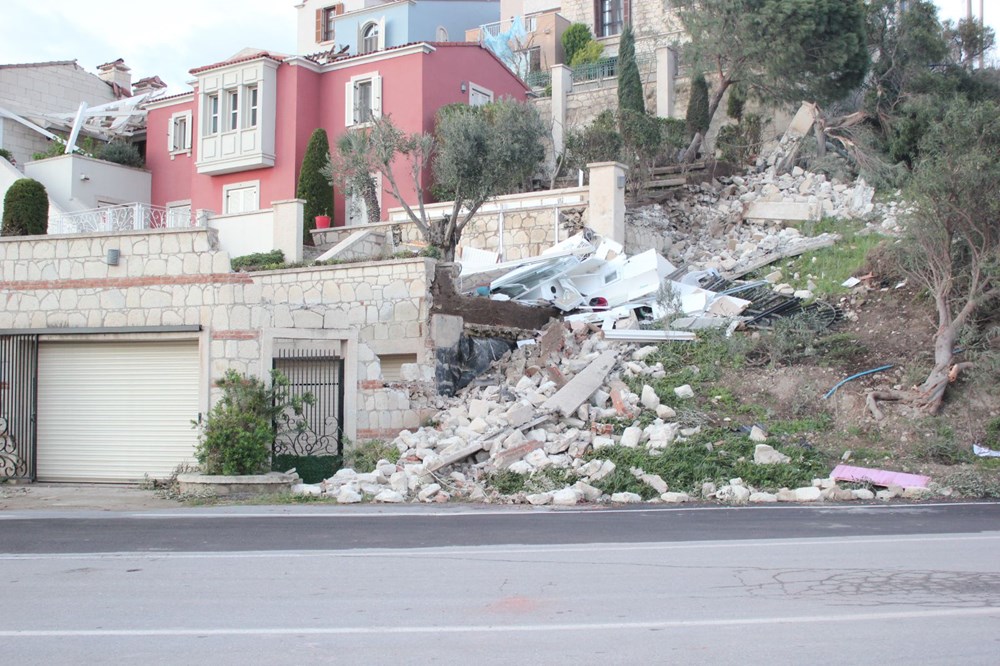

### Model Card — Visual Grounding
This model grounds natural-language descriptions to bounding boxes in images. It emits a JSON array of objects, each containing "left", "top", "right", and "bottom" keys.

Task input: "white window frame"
[
  {"left": 222, "top": 181, "right": 260, "bottom": 215},
  {"left": 345, "top": 71, "right": 382, "bottom": 127},
  {"left": 436, "top": 26, "right": 449, "bottom": 42},
  {"left": 168, "top": 110, "right": 193, "bottom": 156},
  {"left": 322, "top": 6, "right": 338, "bottom": 42},
  {"left": 468, "top": 83, "right": 494, "bottom": 107},
  {"left": 226, "top": 89, "right": 240, "bottom": 132},
  {"left": 358, "top": 18, "right": 385, "bottom": 54},
  {"left": 245, "top": 85, "right": 259, "bottom": 128},
  {"left": 206, "top": 93, "right": 220, "bottom": 135}
]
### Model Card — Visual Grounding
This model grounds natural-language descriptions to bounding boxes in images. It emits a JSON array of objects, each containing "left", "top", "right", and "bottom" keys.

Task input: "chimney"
[
  {"left": 132, "top": 75, "right": 168, "bottom": 96},
  {"left": 96, "top": 58, "right": 132, "bottom": 96}
]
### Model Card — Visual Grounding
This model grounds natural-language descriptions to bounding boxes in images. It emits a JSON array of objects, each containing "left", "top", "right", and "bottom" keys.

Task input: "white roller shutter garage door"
[{"left": 36, "top": 340, "right": 200, "bottom": 482}]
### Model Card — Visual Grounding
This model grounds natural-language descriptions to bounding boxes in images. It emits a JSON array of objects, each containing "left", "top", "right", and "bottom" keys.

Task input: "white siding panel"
[{"left": 36, "top": 341, "right": 200, "bottom": 482}]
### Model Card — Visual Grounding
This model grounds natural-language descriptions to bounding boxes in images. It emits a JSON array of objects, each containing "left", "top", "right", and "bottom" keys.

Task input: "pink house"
[{"left": 145, "top": 42, "right": 529, "bottom": 231}]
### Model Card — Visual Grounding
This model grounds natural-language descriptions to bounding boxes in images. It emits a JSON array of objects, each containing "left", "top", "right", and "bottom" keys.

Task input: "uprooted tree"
[
  {"left": 675, "top": 0, "right": 869, "bottom": 162},
  {"left": 867, "top": 99, "right": 1000, "bottom": 418},
  {"left": 329, "top": 99, "right": 545, "bottom": 262}
]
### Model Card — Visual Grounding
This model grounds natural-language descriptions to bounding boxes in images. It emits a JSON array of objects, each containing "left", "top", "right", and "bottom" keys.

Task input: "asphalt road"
[{"left": 1, "top": 502, "right": 998, "bottom": 664}]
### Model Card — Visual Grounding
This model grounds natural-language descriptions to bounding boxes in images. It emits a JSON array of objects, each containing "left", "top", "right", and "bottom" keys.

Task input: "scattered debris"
[
  {"left": 830, "top": 464, "right": 930, "bottom": 489},
  {"left": 973, "top": 444, "right": 1000, "bottom": 458}
]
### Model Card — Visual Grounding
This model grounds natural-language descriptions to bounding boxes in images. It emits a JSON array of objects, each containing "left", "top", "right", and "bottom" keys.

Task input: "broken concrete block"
[
  {"left": 418, "top": 484, "right": 442, "bottom": 502},
  {"left": 632, "top": 345, "right": 658, "bottom": 362},
  {"left": 701, "top": 482, "right": 717, "bottom": 497},
  {"left": 494, "top": 441, "right": 544, "bottom": 470},
  {"left": 589, "top": 460, "right": 616, "bottom": 482},
  {"left": 776, "top": 488, "right": 798, "bottom": 502},
  {"left": 717, "top": 484, "right": 751, "bottom": 503},
  {"left": 504, "top": 401, "right": 535, "bottom": 428},
  {"left": 592, "top": 435, "right": 616, "bottom": 450},
  {"left": 640, "top": 385, "right": 661, "bottom": 410},
  {"left": 373, "top": 489, "right": 405, "bottom": 503},
  {"left": 749, "top": 492, "right": 778, "bottom": 503},
  {"left": 902, "top": 486, "right": 932, "bottom": 499},
  {"left": 291, "top": 483, "right": 322, "bottom": 496},
  {"left": 673, "top": 384, "right": 695, "bottom": 399},
  {"left": 620, "top": 426, "right": 643, "bottom": 448},
  {"left": 637, "top": 472, "right": 668, "bottom": 494},
  {"left": 591, "top": 389, "right": 611, "bottom": 408},
  {"left": 526, "top": 492, "right": 553, "bottom": 506},
  {"left": 574, "top": 481, "right": 603, "bottom": 502},
  {"left": 611, "top": 492, "right": 643, "bottom": 504},
  {"left": 764, "top": 270, "right": 783, "bottom": 284},
  {"left": 468, "top": 485, "right": 487, "bottom": 502},
  {"left": 468, "top": 417, "right": 489, "bottom": 434},
  {"left": 523, "top": 449, "right": 552, "bottom": 470},
  {"left": 749, "top": 426, "right": 768, "bottom": 443},
  {"left": 794, "top": 486, "right": 822, "bottom": 502},
  {"left": 852, "top": 488, "right": 875, "bottom": 501},
  {"left": 552, "top": 488, "right": 581, "bottom": 506},
  {"left": 542, "top": 350, "right": 618, "bottom": 417},
  {"left": 336, "top": 487, "right": 363, "bottom": 504},
  {"left": 508, "top": 461, "right": 533, "bottom": 475},
  {"left": 660, "top": 491, "right": 689, "bottom": 503},
  {"left": 656, "top": 404, "right": 677, "bottom": 420},
  {"left": 753, "top": 444, "right": 791, "bottom": 465}
]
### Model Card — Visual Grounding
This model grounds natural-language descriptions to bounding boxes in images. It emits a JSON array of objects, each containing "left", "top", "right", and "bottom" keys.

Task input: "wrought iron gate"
[
  {"left": 272, "top": 348, "right": 344, "bottom": 461},
  {"left": 0, "top": 334, "right": 38, "bottom": 480}
]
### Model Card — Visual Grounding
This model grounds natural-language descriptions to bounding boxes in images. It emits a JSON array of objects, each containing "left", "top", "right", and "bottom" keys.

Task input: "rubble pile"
[
  {"left": 628, "top": 165, "right": 905, "bottom": 277},
  {"left": 293, "top": 322, "right": 933, "bottom": 506}
]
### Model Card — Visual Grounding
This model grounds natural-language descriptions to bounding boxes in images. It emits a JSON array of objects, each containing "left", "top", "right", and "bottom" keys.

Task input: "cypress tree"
[
  {"left": 685, "top": 73, "right": 711, "bottom": 138},
  {"left": 296, "top": 128, "right": 334, "bottom": 244},
  {"left": 1, "top": 178, "right": 48, "bottom": 236},
  {"left": 617, "top": 26, "right": 644, "bottom": 115}
]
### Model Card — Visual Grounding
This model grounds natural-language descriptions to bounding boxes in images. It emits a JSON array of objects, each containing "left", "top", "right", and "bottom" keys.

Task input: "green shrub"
[
  {"left": 561, "top": 23, "right": 593, "bottom": 67},
  {"left": 97, "top": 140, "right": 144, "bottom": 168},
  {"left": 570, "top": 40, "right": 604, "bottom": 66},
  {"left": 0, "top": 148, "right": 12, "bottom": 162},
  {"left": 726, "top": 83, "right": 747, "bottom": 121},
  {"left": 565, "top": 110, "right": 622, "bottom": 171},
  {"left": 1, "top": 178, "right": 48, "bottom": 236},
  {"left": 231, "top": 249, "right": 285, "bottom": 271},
  {"left": 195, "top": 370, "right": 312, "bottom": 476},
  {"left": 344, "top": 439, "right": 400, "bottom": 473}
]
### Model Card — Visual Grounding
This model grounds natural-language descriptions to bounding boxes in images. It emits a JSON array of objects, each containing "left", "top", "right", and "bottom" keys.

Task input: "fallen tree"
[{"left": 867, "top": 99, "right": 1000, "bottom": 418}]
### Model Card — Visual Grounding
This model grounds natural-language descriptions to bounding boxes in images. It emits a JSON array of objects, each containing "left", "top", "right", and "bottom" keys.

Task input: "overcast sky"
[{"left": 0, "top": 0, "right": 994, "bottom": 97}]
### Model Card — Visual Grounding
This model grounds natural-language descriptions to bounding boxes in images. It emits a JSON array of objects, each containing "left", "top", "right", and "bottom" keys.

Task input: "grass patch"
[
  {"left": 344, "top": 440, "right": 400, "bottom": 472},
  {"left": 769, "top": 219, "right": 885, "bottom": 297}
]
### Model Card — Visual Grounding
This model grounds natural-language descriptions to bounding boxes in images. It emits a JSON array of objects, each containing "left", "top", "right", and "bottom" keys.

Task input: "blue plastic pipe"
[{"left": 822, "top": 364, "right": 894, "bottom": 400}]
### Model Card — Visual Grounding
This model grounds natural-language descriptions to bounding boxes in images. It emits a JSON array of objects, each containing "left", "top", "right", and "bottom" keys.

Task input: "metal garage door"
[{"left": 36, "top": 340, "right": 200, "bottom": 482}]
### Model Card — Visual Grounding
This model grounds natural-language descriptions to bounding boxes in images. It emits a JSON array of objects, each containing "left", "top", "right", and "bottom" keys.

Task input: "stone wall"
[{"left": 0, "top": 228, "right": 437, "bottom": 441}]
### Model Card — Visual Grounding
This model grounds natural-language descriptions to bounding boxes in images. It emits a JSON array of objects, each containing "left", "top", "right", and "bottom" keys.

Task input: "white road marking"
[
  {"left": 2, "top": 533, "right": 999, "bottom": 561},
  {"left": 2, "top": 607, "right": 998, "bottom": 638}
]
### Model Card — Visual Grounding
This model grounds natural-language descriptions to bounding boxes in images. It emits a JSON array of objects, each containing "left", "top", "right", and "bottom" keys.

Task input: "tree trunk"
[
  {"left": 681, "top": 79, "right": 731, "bottom": 164},
  {"left": 814, "top": 123, "right": 827, "bottom": 159},
  {"left": 363, "top": 176, "right": 380, "bottom": 224},
  {"left": 915, "top": 325, "right": 957, "bottom": 414}
]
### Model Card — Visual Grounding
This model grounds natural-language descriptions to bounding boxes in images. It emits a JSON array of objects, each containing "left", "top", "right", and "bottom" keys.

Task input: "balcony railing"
[
  {"left": 49, "top": 203, "right": 197, "bottom": 235},
  {"left": 479, "top": 15, "right": 538, "bottom": 40}
]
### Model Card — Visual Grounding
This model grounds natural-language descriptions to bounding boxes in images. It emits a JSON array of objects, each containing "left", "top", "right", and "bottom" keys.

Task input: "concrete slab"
[{"left": 542, "top": 351, "right": 618, "bottom": 417}]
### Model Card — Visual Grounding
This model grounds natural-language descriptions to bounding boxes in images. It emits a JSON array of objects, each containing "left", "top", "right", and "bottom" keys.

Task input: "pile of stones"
[{"left": 292, "top": 321, "right": 935, "bottom": 505}]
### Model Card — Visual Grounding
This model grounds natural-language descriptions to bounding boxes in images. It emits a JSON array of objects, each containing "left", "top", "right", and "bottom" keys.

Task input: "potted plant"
[{"left": 315, "top": 211, "right": 331, "bottom": 229}]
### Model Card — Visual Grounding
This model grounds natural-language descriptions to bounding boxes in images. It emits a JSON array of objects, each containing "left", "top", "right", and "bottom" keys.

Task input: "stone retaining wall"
[{"left": 0, "top": 228, "right": 437, "bottom": 441}]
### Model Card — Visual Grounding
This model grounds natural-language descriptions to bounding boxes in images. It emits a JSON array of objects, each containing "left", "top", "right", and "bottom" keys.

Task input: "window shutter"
[
  {"left": 335, "top": 3, "right": 344, "bottom": 15},
  {"left": 345, "top": 80, "right": 355, "bottom": 126},
  {"left": 315, "top": 9, "right": 323, "bottom": 43},
  {"left": 624, "top": 0, "right": 630, "bottom": 28},
  {"left": 167, "top": 117, "right": 175, "bottom": 151},
  {"left": 372, "top": 74, "right": 382, "bottom": 118},
  {"left": 593, "top": 0, "right": 601, "bottom": 37},
  {"left": 377, "top": 17, "right": 386, "bottom": 50}
]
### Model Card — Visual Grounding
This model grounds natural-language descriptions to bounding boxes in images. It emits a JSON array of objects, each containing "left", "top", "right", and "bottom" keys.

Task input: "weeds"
[{"left": 344, "top": 440, "right": 400, "bottom": 472}]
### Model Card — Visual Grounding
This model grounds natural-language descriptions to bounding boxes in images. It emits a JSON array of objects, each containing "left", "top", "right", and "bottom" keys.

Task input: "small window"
[
  {"left": 206, "top": 94, "right": 220, "bottom": 135},
  {"left": 469, "top": 83, "right": 493, "bottom": 107},
  {"left": 226, "top": 90, "right": 239, "bottom": 131},
  {"left": 436, "top": 26, "right": 449, "bottom": 42},
  {"left": 223, "top": 182, "right": 259, "bottom": 215},
  {"left": 355, "top": 79, "right": 373, "bottom": 123},
  {"left": 246, "top": 85, "right": 259, "bottom": 128},
  {"left": 170, "top": 112, "right": 191, "bottom": 152},
  {"left": 596, "top": 0, "right": 624, "bottom": 37},
  {"left": 361, "top": 22, "right": 380, "bottom": 54},
  {"left": 379, "top": 353, "right": 418, "bottom": 382},
  {"left": 323, "top": 7, "right": 337, "bottom": 41}
]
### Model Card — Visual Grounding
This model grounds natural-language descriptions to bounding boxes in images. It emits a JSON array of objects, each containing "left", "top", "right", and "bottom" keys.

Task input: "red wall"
[{"left": 147, "top": 44, "right": 530, "bottom": 227}]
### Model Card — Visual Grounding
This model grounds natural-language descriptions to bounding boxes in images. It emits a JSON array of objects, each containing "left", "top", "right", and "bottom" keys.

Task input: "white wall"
[
  {"left": 208, "top": 209, "right": 274, "bottom": 258},
  {"left": 23, "top": 153, "right": 151, "bottom": 212}
]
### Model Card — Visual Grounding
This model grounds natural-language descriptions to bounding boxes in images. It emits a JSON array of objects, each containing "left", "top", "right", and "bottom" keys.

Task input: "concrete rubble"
[{"left": 293, "top": 321, "right": 939, "bottom": 506}]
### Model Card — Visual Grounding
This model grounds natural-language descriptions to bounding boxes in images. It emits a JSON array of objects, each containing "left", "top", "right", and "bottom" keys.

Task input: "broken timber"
[{"left": 541, "top": 350, "right": 618, "bottom": 417}]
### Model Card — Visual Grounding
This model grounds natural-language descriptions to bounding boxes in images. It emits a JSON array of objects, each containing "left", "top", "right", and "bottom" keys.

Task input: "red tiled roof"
[{"left": 189, "top": 52, "right": 286, "bottom": 75}]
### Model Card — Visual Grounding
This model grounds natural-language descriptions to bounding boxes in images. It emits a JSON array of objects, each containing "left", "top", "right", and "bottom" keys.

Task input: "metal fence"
[
  {"left": 0, "top": 334, "right": 38, "bottom": 481},
  {"left": 49, "top": 203, "right": 197, "bottom": 235}
]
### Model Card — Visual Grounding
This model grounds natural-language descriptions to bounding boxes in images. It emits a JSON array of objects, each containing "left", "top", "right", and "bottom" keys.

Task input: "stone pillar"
[
  {"left": 656, "top": 47, "right": 677, "bottom": 119},
  {"left": 550, "top": 64, "right": 573, "bottom": 157},
  {"left": 272, "top": 198, "right": 304, "bottom": 263},
  {"left": 587, "top": 161, "right": 627, "bottom": 244}
]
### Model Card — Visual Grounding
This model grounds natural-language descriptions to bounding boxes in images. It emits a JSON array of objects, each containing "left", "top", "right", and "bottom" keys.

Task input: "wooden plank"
[
  {"left": 541, "top": 350, "right": 618, "bottom": 417},
  {"left": 645, "top": 177, "right": 688, "bottom": 189}
]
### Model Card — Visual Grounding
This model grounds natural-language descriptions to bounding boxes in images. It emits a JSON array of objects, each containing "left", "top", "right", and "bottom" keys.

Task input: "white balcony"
[
  {"left": 479, "top": 15, "right": 538, "bottom": 40},
  {"left": 49, "top": 204, "right": 197, "bottom": 235}
]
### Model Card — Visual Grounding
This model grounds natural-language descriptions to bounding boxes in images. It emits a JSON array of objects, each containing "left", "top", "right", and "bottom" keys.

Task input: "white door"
[{"left": 36, "top": 340, "right": 200, "bottom": 482}]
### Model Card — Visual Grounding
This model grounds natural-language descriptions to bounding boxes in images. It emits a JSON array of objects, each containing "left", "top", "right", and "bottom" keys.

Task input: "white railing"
[
  {"left": 480, "top": 15, "right": 538, "bottom": 39},
  {"left": 49, "top": 203, "right": 197, "bottom": 235}
]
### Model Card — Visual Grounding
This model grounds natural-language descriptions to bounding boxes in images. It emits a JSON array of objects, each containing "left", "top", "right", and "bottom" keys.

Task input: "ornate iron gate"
[
  {"left": 0, "top": 334, "right": 38, "bottom": 480},
  {"left": 272, "top": 348, "right": 344, "bottom": 461}
]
